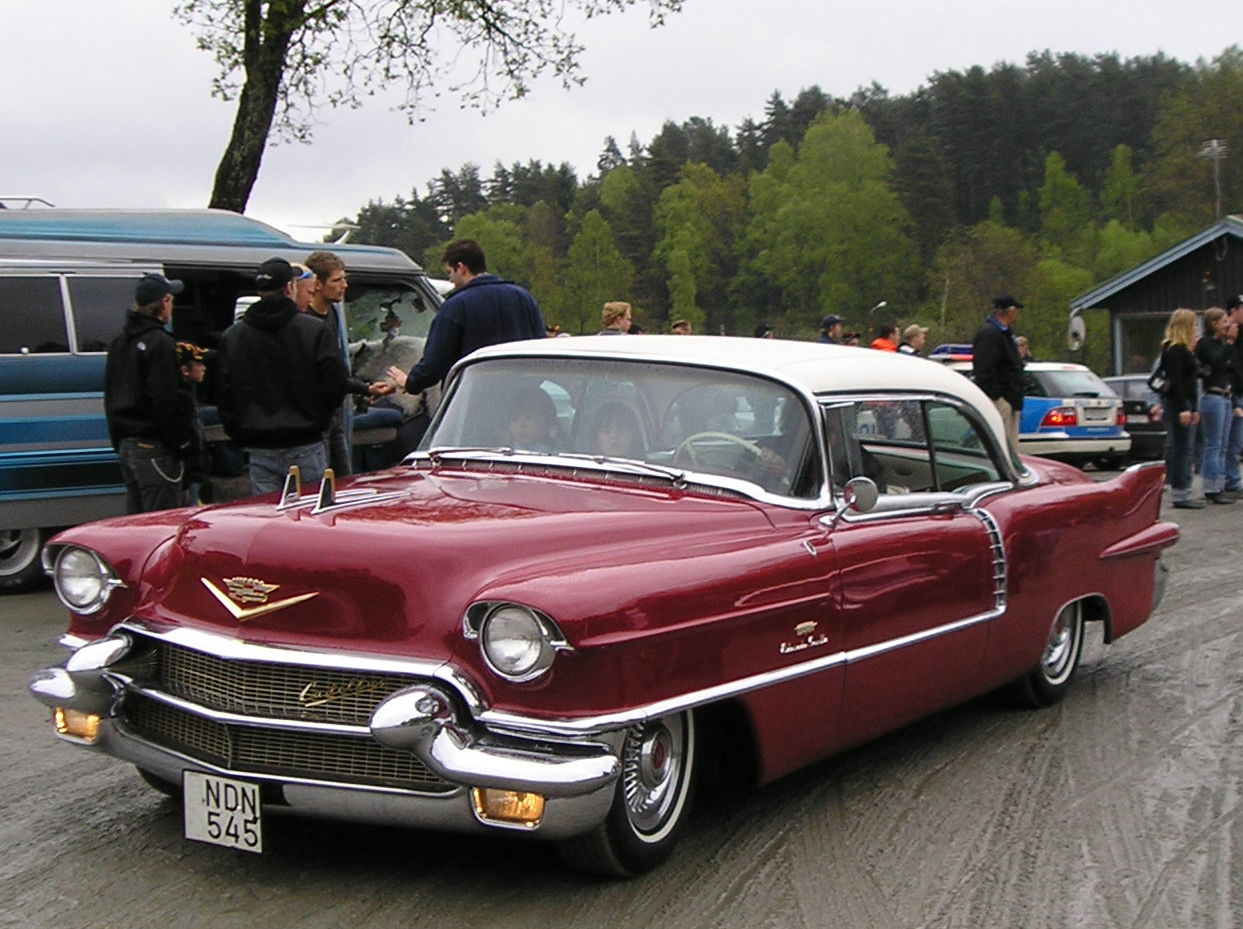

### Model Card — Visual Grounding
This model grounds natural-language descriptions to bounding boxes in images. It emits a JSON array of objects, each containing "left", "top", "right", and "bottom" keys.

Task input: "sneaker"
[
  {"left": 1205, "top": 493, "right": 1235, "bottom": 505},
  {"left": 1172, "top": 499, "right": 1205, "bottom": 509}
]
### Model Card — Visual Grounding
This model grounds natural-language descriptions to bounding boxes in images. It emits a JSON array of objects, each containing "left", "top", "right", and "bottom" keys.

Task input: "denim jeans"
[
  {"left": 1198, "top": 393, "right": 1232, "bottom": 494},
  {"left": 247, "top": 441, "right": 327, "bottom": 495},
  {"left": 1225, "top": 403, "right": 1243, "bottom": 492},
  {"left": 1163, "top": 407, "right": 1195, "bottom": 502},
  {"left": 118, "top": 438, "right": 185, "bottom": 514}
]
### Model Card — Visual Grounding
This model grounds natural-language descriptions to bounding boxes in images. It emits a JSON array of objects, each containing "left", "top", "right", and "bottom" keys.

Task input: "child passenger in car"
[{"left": 506, "top": 386, "right": 559, "bottom": 453}]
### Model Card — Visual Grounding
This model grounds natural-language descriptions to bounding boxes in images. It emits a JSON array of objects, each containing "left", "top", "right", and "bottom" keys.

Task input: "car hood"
[{"left": 67, "top": 467, "right": 778, "bottom": 654}]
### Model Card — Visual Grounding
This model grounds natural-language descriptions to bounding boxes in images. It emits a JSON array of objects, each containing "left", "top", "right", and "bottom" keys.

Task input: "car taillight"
[
  {"left": 1116, "top": 408, "right": 1126, "bottom": 427},
  {"left": 1040, "top": 406, "right": 1078, "bottom": 428}
]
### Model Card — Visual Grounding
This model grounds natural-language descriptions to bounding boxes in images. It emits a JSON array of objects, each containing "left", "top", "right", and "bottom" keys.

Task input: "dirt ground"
[{"left": 2, "top": 493, "right": 1239, "bottom": 929}]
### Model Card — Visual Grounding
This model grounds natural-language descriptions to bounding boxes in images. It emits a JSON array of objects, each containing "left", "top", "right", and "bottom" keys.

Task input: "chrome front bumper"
[{"left": 29, "top": 628, "right": 623, "bottom": 839}]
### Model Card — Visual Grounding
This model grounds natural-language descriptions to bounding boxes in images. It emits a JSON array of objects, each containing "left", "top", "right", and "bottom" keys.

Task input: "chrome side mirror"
[
  {"left": 826, "top": 476, "right": 879, "bottom": 527},
  {"left": 842, "top": 477, "right": 879, "bottom": 513}
]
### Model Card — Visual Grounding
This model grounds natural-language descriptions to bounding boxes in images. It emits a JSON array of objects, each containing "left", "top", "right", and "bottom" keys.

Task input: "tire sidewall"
[{"left": 603, "top": 710, "right": 697, "bottom": 874}]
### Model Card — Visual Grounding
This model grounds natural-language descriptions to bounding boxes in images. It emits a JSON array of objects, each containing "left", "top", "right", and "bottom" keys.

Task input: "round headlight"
[
  {"left": 54, "top": 547, "right": 118, "bottom": 614},
  {"left": 480, "top": 606, "right": 556, "bottom": 681}
]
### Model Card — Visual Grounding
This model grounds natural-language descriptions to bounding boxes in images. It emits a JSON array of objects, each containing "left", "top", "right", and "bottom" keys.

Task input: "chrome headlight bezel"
[
  {"left": 465, "top": 602, "right": 570, "bottom": 683},
  {"left": 50, "top": 546, "right": 124, "bottom": 615}
]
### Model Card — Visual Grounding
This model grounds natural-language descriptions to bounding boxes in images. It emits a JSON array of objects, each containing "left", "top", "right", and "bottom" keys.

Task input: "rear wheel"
[
  {"left": 1013, "top": 602, "right": 1085, "bottom": 707},
  {"left": 0, "top": 527, "right": 46, "bottom": 592},
  {"left": 559, "top": 710, "right": 696, "bottom": 877}
]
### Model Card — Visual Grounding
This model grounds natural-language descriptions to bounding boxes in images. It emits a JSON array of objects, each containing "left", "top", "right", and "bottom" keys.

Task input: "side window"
[
  {"left": 67, "top": 277, "right": 141, "bottom": 352},
  {"left": 926, "top": 402, "right": 1002, "bottom": 489},
  {"left": 828, "top": 398, "right": 1002, "bottom": 495},
  {"left": 0, "top": 276, "right": 68, "bottom": 354}
]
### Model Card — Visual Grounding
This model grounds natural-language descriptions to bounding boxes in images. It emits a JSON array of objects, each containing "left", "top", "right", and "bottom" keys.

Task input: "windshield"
[{"left": 422, "top": 357, "right": 823, "bottom": 497}]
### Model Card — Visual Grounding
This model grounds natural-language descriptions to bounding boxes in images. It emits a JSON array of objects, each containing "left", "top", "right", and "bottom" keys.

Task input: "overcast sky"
[{"left": 5, "top": 1, "right": 1237, "bottom": 238}]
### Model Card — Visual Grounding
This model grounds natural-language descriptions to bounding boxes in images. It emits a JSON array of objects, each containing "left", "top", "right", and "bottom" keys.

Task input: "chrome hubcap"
[
  {"left": 621, "top": 715, "right": 685, "bottom": 834},
  {"left": 1041, "top": 605, "right": 1079, "bottom": 681},
  {"left": 0, "top": 528, "right": 39, "bottom": 575}
]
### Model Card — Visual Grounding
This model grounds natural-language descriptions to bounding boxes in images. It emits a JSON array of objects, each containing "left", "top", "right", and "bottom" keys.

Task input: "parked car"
[
  {"left": 1103, "top": 374, "right": 1167, "bottom": 461},
  {"left": 0, "top": 209, "right": 443, "bottom": 592},
  {"left": 29, "top": 337, "right": 1178, "bottom": 876},
  {"left": 948, "top": 360, "right": 1131, "bottom": 466}
]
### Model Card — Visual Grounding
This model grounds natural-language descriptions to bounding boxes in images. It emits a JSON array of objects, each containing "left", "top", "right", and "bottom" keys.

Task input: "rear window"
[
  {"left": 0, "top": 276, "right": 68, "bottom": 354},
  {"left": 1025, "top": 369, "right": 1110, "bottom": 398}
]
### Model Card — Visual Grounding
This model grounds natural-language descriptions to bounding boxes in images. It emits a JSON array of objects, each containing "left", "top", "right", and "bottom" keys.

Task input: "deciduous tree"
[{"left": 175, "top": 0, "right": 684, "bottom": 211}]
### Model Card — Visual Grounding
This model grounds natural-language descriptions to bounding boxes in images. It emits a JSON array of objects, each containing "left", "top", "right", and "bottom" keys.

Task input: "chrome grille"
[
  {"left": 123, "top": 694, "right": 451, "bottom": 792},
  {"left": 151, "top": 639, "right": 417, "bottom": 726}
]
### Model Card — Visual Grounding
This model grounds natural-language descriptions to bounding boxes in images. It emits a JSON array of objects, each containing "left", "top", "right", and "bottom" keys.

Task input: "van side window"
[
  {"left": 0, "top": 277, "right": 68, "bottom": 354},
  {"left": 67, "top": 277, "right": 140, "bottom": 352}
]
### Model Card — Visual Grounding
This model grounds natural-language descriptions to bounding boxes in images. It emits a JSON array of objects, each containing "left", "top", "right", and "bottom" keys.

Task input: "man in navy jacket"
[
  {"left": 379, "top": 239, "right": 546, "bottom": 396},
  {"left": 972, "top": 295, "right": 1025, "bottom": 452}
]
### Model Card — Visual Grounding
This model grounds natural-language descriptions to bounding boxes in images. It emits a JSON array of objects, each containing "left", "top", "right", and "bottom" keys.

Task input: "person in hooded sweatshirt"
[
  {"left": 217, "top": 257, "right": 348, "bottom": 495},
  {"left": 104, "top": 273, "right": 194, "bottom": 513}
]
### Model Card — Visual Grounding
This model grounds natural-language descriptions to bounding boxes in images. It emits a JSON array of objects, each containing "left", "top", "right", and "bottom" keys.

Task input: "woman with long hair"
[
  {"left": 1160, "top": 309, "right": 1202, "bottom": 509},
  {"left": 1195, "top": 307, "right": 1236, "bottom": 504}
]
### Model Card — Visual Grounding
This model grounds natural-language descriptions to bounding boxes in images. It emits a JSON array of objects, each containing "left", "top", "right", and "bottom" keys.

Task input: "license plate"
[
  {"left": 183, "top": 771, "right": 263, "bottom": 853},
  {"left": 1127, "top": 414, "right": 1148, "bottom": 424}
]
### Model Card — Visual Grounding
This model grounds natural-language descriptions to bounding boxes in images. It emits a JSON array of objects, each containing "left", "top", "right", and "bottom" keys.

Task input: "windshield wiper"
[
  {"left": 423, "top": 446, "right": 517, "bottom": 464},
  {"left": 557, "top": 452, "right": 687, "bottom": 485},
  {"left": 421, "top": 447, "right": 688, "bottom": 486}
]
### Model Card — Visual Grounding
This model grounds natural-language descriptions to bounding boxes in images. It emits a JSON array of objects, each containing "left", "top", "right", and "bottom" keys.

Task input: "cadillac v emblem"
[{"left": 201, "top": 576, "right": 319, "bottom": 622}]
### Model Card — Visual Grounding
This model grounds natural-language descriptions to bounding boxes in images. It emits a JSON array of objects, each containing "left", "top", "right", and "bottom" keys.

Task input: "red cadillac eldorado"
[{"left": 30, "top": 335, "right": 1179, "bottom": 875}]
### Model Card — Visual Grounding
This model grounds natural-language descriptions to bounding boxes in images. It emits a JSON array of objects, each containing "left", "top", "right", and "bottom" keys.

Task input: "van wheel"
[{"left": 0, "top": 528, "right": 46, "bottom": 592}]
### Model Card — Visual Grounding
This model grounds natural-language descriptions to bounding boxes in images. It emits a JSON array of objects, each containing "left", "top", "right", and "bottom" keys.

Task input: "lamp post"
[{"left": 868, "top": 300, "right": 887, "bottom": 336}]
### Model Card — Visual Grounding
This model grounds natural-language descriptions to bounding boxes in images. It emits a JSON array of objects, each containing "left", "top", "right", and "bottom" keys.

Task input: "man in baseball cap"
[
  {"left": 133, "top": 272, "right": 184, "bottom": 305},
  {"left": 818, "top": 314, "right": 846, "bottom": 345},
  {"left": 103, "top": 273, "right": 192, "bottom": 513}
]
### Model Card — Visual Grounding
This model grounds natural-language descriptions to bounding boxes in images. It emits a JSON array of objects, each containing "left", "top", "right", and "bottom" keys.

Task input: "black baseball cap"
[
  {"left": 993, "top": 295, "right": 1024, "bottom": 310},
  {"left": 821, "top": 314, "right": 846, "bottom": 328},
  {"left": 134, "top": 273, "right": 184, "bottom": 305},
  {"left": 255, "top": 257, "right": 295, "bottom": 290}
]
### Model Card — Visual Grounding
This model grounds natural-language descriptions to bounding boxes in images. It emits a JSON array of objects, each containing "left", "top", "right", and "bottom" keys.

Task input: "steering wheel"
[
  {"left": 674, "top": 431, "right": 763, "bottom": 468},
  {"left": 675, "top": 432, "right": 794, "bottom": 492}
]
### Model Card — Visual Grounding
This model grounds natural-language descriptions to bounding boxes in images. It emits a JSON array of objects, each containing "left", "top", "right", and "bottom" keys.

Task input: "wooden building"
[{"left": 1069, "top": 215, "right": 1243, "bottom": 374}]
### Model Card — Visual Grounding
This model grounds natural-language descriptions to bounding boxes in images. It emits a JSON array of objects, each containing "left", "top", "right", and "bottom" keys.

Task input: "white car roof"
[{"left": 466, "top": 335, "right": 1011, "bottom": 449}]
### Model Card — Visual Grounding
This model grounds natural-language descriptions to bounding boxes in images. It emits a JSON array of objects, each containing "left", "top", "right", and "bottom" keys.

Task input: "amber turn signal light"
[
  {"left": 471, "top": 787, "right": 545, "bottom": 828},
  {"left": 54, "top": 707, "right": 101, "bottom": 742}
]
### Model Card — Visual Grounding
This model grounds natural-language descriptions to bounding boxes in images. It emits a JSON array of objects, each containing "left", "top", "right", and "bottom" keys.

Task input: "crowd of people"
[
  {"left": 129, "top": 239, "right": 1237, "bottom": 518},
  {"left": 1154, "top": 297, "right": 1243, "bottom": 509},
  {"left": 103, "top": 238, "right": 546, "bottom": 512}
]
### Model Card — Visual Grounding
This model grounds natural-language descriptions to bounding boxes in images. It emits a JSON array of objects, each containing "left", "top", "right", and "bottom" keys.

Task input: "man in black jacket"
[
  {"left": 105, "top": 273, "right": 192, "bottom": 513},
  {"left": 972, "top": 295, "right": 1026, "bottom": 452},
  {"left": 217, "top": 258, "right": 348, "bottom": 494}
]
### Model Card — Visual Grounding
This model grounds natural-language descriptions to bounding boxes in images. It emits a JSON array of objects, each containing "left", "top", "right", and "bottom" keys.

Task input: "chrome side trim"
[
  {"left": 841, "top": 608, "right": 1003, "bottom": 664},
  {"left": 971, "top": 507, "right": 1007, "bottom": 610},
  {"left": 480, "top": 606, "right": 1002, "bottom": 738}
]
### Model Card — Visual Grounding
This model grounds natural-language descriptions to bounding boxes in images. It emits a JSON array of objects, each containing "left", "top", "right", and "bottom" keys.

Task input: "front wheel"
[
  {"left": 559, "top": 710, "right": 696, "bottom": 877},
  {"left": 1012, "top": 602, "right": 1085, "bottom": 707},
  {"left": 0, "top": 527, "right": 46, "bottom": 592}
]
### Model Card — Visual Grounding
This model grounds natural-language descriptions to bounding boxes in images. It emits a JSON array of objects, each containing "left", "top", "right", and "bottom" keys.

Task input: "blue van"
[{"left": 0, "top": 209, "right": 442, "bottom": 590}]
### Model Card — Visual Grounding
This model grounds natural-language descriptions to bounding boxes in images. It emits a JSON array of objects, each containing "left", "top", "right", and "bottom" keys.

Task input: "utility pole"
[{"left": 1198, "top": 139, "right": 1228, "bottom": 220}]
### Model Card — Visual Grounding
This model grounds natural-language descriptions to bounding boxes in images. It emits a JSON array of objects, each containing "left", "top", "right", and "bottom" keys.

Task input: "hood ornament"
[{"left": 201, "top": 576, "right": 318, "bottom": 622}]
